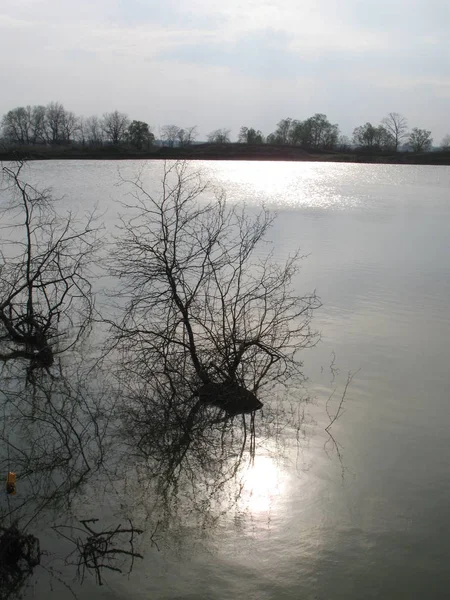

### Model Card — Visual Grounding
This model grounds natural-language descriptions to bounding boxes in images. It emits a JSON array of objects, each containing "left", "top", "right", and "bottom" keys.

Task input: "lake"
[{"left": 6, "top": 159, "right": 450, "bottom": 599}]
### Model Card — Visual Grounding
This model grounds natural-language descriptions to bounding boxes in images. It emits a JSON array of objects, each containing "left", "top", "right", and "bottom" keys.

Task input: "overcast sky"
[{"left": 1, "top": 0, "right": 449, "bottom": 142}]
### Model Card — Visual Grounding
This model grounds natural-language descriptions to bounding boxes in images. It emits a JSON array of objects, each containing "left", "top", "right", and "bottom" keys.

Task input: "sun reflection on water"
[
  {"left": 239, "top": 456, "right": 287, "bottom": 514},
  {"left": 199, "top": 160, "right": 362, "bottom": 210}
]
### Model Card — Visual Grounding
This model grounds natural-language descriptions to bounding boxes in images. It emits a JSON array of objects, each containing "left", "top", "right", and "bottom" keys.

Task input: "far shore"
[{"left": 1, "top": 143, "right": 450, "bottom": 166}]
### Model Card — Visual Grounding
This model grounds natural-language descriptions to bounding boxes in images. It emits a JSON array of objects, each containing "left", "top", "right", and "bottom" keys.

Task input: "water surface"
[{"left": 17, "top": 160, "right": 450, "bottom": 599}]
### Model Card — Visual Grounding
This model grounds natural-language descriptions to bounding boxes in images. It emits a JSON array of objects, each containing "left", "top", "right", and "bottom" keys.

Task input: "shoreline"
[{"left": 1, "top": 143, "right": 450, "bottom": 166}]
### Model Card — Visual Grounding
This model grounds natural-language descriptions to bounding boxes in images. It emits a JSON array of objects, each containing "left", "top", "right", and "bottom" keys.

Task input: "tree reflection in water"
[{"left": 0, "top": 161, "right": 319, "bottom": 598}]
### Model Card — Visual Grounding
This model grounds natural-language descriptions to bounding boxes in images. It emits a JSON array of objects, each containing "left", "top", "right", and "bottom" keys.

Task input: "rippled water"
[{"left": 17, "top": 160, "right": 450, "bottom": 598}]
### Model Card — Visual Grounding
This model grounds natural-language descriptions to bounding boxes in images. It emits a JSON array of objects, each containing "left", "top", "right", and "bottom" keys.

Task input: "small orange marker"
[{"left": 6, "top": 472, "right": 16, "bottom": 495}]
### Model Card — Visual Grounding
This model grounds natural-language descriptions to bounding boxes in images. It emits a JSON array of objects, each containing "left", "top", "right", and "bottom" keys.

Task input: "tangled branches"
[
  {"left": 109, "top": 160, "right": 320, "bottom": 486},
  {"left": 53, "top": 518, "right": 143, "bottom": 586},
  {"left": 0, "top": 161, "right": 101, "bottom": 379},
  {"left": 0, "top": 523, "right": 40, "bottom": 600}
]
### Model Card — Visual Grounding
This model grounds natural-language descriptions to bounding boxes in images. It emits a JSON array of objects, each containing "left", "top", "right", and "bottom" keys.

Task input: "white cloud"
[
  {"left": 181, "top": 0, "right": 399, "bottom": 52},
  {"left": 0, "top": 13, "right": 33, "bottom": 28}
]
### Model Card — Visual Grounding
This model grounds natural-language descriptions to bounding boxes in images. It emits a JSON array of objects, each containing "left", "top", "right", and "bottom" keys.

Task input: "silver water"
[{"left": 19, "top": 160, "right": 450, "bottom": 599}]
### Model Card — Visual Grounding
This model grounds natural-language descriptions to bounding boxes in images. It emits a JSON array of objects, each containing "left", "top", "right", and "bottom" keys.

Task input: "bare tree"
[
  {"left": 0, "top": 523, "right": 40, "bottom": 599},
  {"left": 1, "top": 104, "right": 78, "bottom": 146},
  {"left": 440, "top": 134, "right": 450, "bottom": 150},
  {"left": 267, "top": 118, "right": 294, "bottom": 144},
  {"left": 0, "top": 162, "right": 101, "bottom": 372},
  {"left": 381, "top": 112, "right": 408, "bottom": 151},
  {"left": 267, "top": 116, "right": 338, "bottom": 148},
  {"left": 160, "top": 124, "right": 181, "bottom": 147},
  {"left": 0, "top": 161, "right": 323, "bottom": 597},
  {"left": 337, "top": 134, "right": 351, "bottom": 151},
  {"left": 0, "top": 162, "right": 117, "bottom": 598},
  {"left": 207, "top": 128, "right": 231, "bottom": 143},
  {"left": 83, "top": 115, "right": 104, "bottom": 146},
  {"left": 45, "top": 101, "right": 66, "bottom": 145},
  {"left": 60, "top": 110, "right": 79, "bottom": 143},
  {"left": 352, "top": 122, "right": 392, "bottom": 150},
  {"left": 299, "top": 113, "right": 339, "bottom": 150},
  {"left": 52, "top": 518, "right": 144, "bottom": 586},
  {"left": 108, "top": 161, "right": 320, "bottom": 477},
  {"left": 30, "top": 105, "right": 47, "bottom": 144},
  {"left": 177, "top": 126, "right": 198, "bottom": 147},
  {"left": 1, "top": 107, "right": 34, "bottom": 145},
  {"left": 102, "top": 110, "right": 130, "bottom": 145},
  {"left": 408, "top": 128, "right": 433, "bottom": 152},
  {"left": 238, "top": 126, "right": 264, "bottom": 144},
  {"left": 0, "top": 350, "right": 119, "bottom": 596}
]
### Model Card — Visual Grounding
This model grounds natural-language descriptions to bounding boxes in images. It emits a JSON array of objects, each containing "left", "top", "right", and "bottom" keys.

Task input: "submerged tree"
[
  {"left": 0, "top": 162, "right": 122, "bottom": 597},
  {"left": 0, "top": 523, "right": 40, "bottom": 600},
  {"left": 108, "top": 161, "right": 320, "bottom": 480},
  {"left": 52, "top": 518, "right": 144, "bottom": 586},
  {"left": 0, "top": 162, "right": 101, "bottom": 375},
  {"left": 0, "top": 160, "right": 322, "bottom": 598}
]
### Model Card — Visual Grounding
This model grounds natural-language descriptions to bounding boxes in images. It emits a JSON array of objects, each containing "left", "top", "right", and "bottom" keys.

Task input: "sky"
[{"left": 0, "top": 0, "right": 449, "bottom": 142}]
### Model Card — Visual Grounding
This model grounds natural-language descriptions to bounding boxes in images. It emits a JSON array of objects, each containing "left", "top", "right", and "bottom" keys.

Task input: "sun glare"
[
  {"left": 240, "top": 456, "right": 286, "bottom": 514},
  {"left": 203, "top": 161, "right": 353, "bottom": 210}
]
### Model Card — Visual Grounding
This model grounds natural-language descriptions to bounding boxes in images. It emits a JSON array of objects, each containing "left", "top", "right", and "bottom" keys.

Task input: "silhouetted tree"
[
  {"left": 337, "top": 134, "right": 352, "bottom": 151},
  {"left": 267, "top": 115, "right": 339, "bottom": 149},
  {"left": 238, "top": 127, "right": 265, "bottom": 144},
  {"left": 440, "top": 134, "right": 450, "bottom": 150},
  {"left": 1, "top": 104, "right": 81, "bottom": 146},
  {"left": 177, "top": 126, "right": 198, "bottom": 147},
  {"left": 0, "top": 161, "right": 101, "bottom": 371},
  {"left": 102, "top": 110, "right": 130, "bottom": 145},
  {"left": 160, "top": 124, "right": 181, "bottom": 147},
  {"left": 0, "top": 523, "right": 40, "bottom": 599},
  {"left": 52, "top": 519, "right": 144, "bottom": 586},
  {"left": 381, "top": 112, "right": 408, "bottom": 151},
  {"left": 83, "top": 115, "right": 104, "bottom": 146},
  {"left": 108, "top": 161, "right": 320, "bottom": 476},
  {"left": 30, "top": 105, "right": 47, "bottom": 144},
  {"left": 301, "top": 113, "right": 339, "bottom": 150},
  {"left": 45, "top": 101, "right": 67, "bottom": 144},
  {"left": 1, "top": 106, "right": 34, "bottom": 145},
  {"left": 267, "top": 118, "right": 295, "bottom": 144},
  {"left": 207, "top": 128, "right": 231, "bottom": 143},
  {"left": 408, "top": 128, "right": 433, "bottom": 152},
  {"left": 127, "top": 120, "right": 154, "bottom": 149},
  {"left": 60, "top": 110, "right": 79, "bottom": 143},
  {"left": 352, "top": 122, "right": 391, "bottom": 150}
]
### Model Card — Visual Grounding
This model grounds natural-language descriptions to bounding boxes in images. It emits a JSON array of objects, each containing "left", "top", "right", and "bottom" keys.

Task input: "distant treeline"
[{"left": 1, "top": 102, "right": 449, "bottom": 154}]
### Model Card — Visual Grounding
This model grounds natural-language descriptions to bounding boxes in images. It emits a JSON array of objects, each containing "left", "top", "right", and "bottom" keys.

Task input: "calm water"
[{"left": 16, "top": 160, "right": 450, "bottom": 598}]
